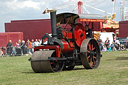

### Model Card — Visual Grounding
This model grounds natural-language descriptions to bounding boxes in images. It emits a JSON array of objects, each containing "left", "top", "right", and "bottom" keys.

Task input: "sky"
[{"left": 0, "top": 0, "right": 127, "bottom": 32}]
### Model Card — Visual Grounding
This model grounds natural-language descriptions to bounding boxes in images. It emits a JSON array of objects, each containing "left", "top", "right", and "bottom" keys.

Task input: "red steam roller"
[{"left": 29, "top": 10, "right": 104, "bottom": 73}]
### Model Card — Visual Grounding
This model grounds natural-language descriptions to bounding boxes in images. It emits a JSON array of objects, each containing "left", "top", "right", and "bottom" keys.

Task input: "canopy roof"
[{"left": 56, "top": 12, "right": 106, "bottom": 23}]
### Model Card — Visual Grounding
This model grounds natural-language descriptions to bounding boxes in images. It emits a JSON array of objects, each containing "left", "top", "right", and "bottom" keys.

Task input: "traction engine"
[{"left": 29, "top": 10, "right": 102, "bottom": 73}]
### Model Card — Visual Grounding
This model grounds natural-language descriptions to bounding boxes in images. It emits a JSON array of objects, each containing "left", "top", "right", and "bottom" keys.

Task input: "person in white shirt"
[{"left": 34, "top": 39, "right": 39, "bottom": 47}]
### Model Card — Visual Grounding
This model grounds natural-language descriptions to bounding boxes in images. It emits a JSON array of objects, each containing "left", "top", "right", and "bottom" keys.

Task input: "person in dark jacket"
[
  {"left": 6, "top": 40, "right": 13, "bottom": 56},
  {"left": 21, "top": 40, "right": 27, "bottom": 55},
  {"left": 85, "top": 25, "right": 93, "bottom": 38},
  {"left": 97, "top": 37, "right": 103, "bottom": 50},
  {"left": 105, "top": 37, "right": 110, "bottom": 49}
]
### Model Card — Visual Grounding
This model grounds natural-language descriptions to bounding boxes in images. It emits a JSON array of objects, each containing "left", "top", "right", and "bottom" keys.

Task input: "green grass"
[{"left": 0, "top": 51, "right": 128, "bottom": 85}]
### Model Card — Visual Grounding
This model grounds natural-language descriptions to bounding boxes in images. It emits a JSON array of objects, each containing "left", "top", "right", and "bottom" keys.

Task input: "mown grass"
[{"left": 0, "top": 51, "right": 128, "bottom": 85}]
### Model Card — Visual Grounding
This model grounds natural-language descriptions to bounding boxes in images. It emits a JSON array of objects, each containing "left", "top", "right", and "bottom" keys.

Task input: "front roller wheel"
[
  {"left": 30, "top": 50, "right": 65, "bottom": 73},
  {"left": 80, "top": 38, "right": 101, "bottom": 69}
]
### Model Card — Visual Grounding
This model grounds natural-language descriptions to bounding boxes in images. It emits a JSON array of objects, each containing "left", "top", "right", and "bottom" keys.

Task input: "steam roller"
[{"left": 29, "top": 10, "right": 103, "bottom": 73}]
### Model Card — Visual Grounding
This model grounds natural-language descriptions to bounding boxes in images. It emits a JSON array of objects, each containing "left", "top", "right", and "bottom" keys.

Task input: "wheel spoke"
[
  {"left": 93, "top": 56, "right": 96, "bottom": 59},
  {"left": 93, "top": 56, "right": 96, "bottom": 65},
  {"left": 87, "top": 50, "right": 90, "bottom": 53},
  {"left": 89, "top": 58, "right": 93, "bottom": 67},
  {"left": 93, "top": 59, "right": 95, "bottom": 65},
  {"left": 50, "top": 62, "right": 53, "bottom": 64},
  {"left": 89, "top": 58, "right": 92, "bottom": 63},
  {"left": 88, "top": 55, "right": 90, "bottom": 58},
  {"left": 88, "top": 43, "right": 92, "bottom": 50},
  {"left": 92, "top": 47, "right": 95, "bottom": 51},
  {"left": 91, "top": 44, "right": 93, "bottom": 50}
]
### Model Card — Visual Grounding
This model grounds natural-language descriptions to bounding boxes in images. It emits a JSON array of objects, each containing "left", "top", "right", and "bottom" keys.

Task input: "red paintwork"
[
  {"left": 61, "top": 41, "right": 75, "bottom": 53},
  {"left": 0, "top": 32, "right": 23, "bottom": 47},
  {"left": 59, "top": 24, "right": 86, "bottom": 53},
  {"left": 119, "top": 21, "right": 128, "bottom": 38},
  {"left": 34, "top": 45, "right": 61, "bottom": 58},
  {"left": 62, "top": 30, "right": 72, "bottom": 39},
  {"left": 66, "top": 32, "right": 72, "bottom": 39},
  {"left": 43, "top": 38, "right": 48, "bottom": 43},
  {"left": 5, "top": 19, "right": 51, "bottom": 41},
  {"left": 62, "top": 31, "right": 66, "bottom": 38},
  {"left": 74, "top": 24, "right": 86, "bottom": 47}
]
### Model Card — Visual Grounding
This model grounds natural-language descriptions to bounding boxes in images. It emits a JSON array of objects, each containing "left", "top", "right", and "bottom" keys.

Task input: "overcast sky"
[{"left": 0, "top": 0, "right": 126, "bottom": 32}]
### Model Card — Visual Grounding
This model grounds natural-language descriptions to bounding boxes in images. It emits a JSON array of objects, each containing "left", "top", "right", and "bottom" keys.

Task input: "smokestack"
[{"left": 50, "top": 10, "right": 57, "bottom": 38}]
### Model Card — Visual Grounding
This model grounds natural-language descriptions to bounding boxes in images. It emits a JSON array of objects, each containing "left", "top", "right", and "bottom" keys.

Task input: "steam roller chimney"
[{"left": 50, "top": 10, "right": 57, "bottom": 39}]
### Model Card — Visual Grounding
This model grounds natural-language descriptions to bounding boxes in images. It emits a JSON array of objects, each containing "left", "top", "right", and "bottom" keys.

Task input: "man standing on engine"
[{"left": 85, "top": 25, "right": 93, "bottom": 38}]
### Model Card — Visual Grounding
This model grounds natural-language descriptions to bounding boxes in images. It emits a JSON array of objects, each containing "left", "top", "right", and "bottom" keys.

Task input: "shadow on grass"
[
  {"left": 22, "top": 67, "right": 86, "bottom": 74},
  {"left": 106, "top": 57, "right": 128, "bottom": 61},
  {"left": 22, "top": 71, "right": 35, "bottom": 74},
  {"left": 64, "top": 67, "right": 85, "bottom": 72},
  {"left": 116, "top": 57, "right": 128, "bottom": 60}
]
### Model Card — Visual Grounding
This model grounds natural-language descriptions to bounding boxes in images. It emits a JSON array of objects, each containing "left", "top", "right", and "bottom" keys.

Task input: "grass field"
[{"left": 0, "top": 51, "right": 128, "bottom": 85}]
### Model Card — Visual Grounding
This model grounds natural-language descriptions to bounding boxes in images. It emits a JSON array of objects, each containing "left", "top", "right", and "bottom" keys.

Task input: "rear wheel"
[{"left": 80, "top": 38, "right": 101, "bottom": 69}]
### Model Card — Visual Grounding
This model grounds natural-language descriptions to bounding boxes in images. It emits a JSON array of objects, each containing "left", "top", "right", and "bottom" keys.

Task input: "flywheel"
[
  {"left": 30, "top": 50, "right": 65, "bottom": 73},
  {"left": 73, "top": 23, "right": 86, "bottom": 47},
  {"left": 80, "top": 38, "right": 101, "bottom": 69}
]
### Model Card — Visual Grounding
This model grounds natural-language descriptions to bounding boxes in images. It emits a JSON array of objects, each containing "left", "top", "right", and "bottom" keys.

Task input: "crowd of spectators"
[
  {"left": 0, "top": 39, "right": 42, "bottom": 57},
  {"left": 97, "top": 36, "right": 127, "bottom": 52},
  {"left": 0, "top": 35, "right": 127, "bottom": 57}
]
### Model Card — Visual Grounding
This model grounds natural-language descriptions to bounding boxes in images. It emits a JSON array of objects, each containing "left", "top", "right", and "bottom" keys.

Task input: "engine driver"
[{"left": 85, "top": 25, "right": 93, "bottom": 38}]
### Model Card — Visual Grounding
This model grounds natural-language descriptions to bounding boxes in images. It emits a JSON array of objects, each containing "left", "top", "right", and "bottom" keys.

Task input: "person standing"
[
  {"left": 34, "top": 39, "right": 39, "bottom": 47},
  {"left": 97, "top": 37, "right": 103, "bottom": 51},
  {"left": 0, "top": 48, "right": 3, "bottom": 57},
  {"left": 6, "top": 40, "right": 13, "bottom": 56},
  {"left": 15, "top": 41, "right": 19, "bottom": 47},
  {"left": 21, "top": 40, "right": 26, "bottom": 55},
  {"left": 85, "top": 25, "right": 93, "bottom": 38},
  {"left": 18, "top": 39, "right": 22, "bottom": 47},
  {"left": 31, "top": 39, "right": 34, "bottom": 54},
  {"left": 38, "top": 39, "right": 42, "bottom": 45},
  {"left": 10, "top": 45, "right": 16, "bottom": 56},
  {"left": 27, "top": 39, "right": 32, "bottom": 55},
  {"left": 105, "top": 37, "right": 110, "bottom": 49}
]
